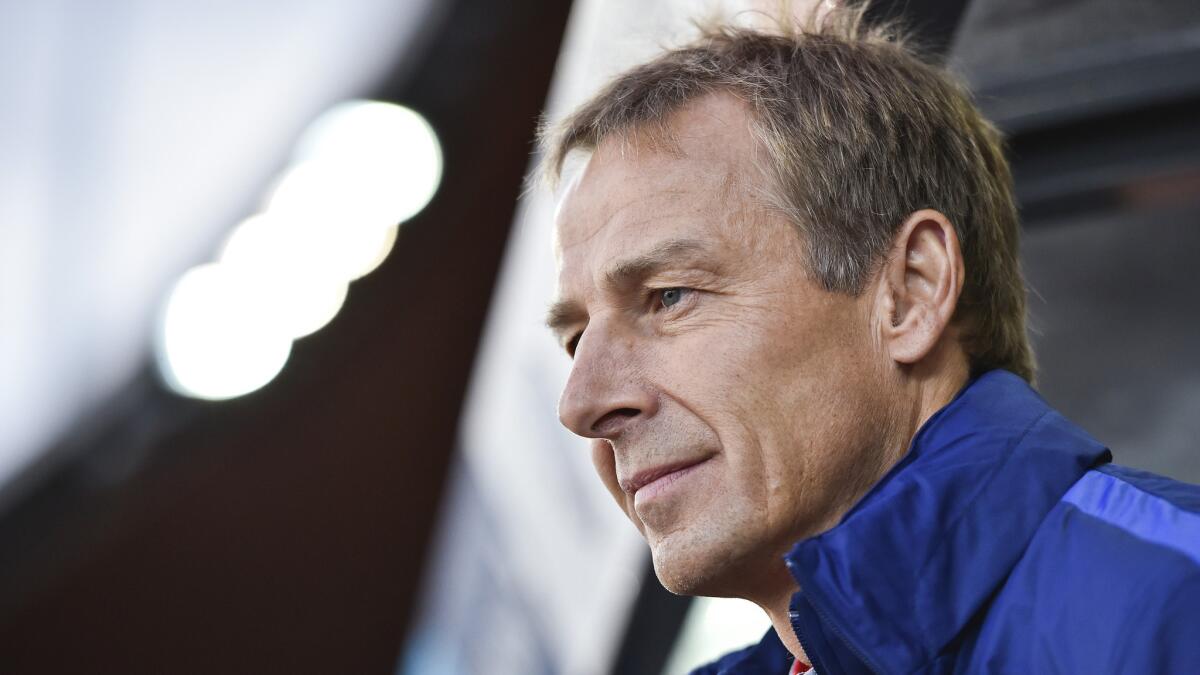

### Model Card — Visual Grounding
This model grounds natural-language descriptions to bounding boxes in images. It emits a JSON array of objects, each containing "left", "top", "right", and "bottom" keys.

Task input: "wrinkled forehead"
[
  {"left": 554, "top": 152, "right": 715, "bottom": 254},
  {"left": 552, "top": 93, "right": 763, "bottom": 272}
]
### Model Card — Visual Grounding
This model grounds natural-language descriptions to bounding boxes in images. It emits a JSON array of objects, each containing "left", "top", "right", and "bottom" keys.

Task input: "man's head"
[{"left": 543, "top": 4, "right": 1030, "bottom": 601}]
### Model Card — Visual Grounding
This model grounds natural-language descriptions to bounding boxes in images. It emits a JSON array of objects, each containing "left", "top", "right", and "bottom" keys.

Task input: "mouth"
[{"left": 620, "top": 456, "right": 712, "bottom": 498}]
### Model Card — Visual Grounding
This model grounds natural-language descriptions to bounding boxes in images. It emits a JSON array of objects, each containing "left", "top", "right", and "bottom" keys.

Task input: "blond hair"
[{"left": 540, "top": 2, "right": 1034, "bottom": 382}]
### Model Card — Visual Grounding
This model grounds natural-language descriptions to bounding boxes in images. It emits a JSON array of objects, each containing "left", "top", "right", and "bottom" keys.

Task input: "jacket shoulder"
[
  {"left": 967, "top": 465, "right": 1200, "bottom": 672},
  {"left": 1061, "top": 464, "right": 1200, "bottom": 568},
  {"left": 1094, "top": 463, "right": 1200, "bottom": 514}
]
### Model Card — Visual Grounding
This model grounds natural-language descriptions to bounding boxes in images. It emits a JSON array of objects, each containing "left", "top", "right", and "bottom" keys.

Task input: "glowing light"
[
  {"left": 219, "top": 213, "right": 349, "bottom": 338},
  {"left": 155, "top": 99, "right": 439, "bottom": 401},
  {"left": 263, "top": 162, "right": 404, "bottom": 282},
  {"left": 353, "top": 223, "right": 399, "bottom": 279},
  {"left": 157, "top": 263, "right": 292, "bottom": 400},
  {"left": 291, "top": 100, "right": 442, "bottom": 227}
]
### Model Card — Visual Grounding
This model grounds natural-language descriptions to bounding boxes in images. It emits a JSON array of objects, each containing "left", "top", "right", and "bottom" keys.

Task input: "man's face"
[{"left": 550, "top": 94, "right": 895, "bottom": 598}]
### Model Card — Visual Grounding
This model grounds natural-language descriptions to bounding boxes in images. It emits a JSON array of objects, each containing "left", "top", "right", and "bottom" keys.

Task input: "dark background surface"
[
  {"left": 957, "top": 0, "right": 1200, "bottom": 484},
  {"left": 0, "top": 0, "right": 572, "bottom": 672}
]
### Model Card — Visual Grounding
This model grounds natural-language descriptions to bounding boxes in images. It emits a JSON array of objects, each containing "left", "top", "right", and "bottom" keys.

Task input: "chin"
[
  {"left": 651, "top": 551, "right": 712, "bottom": 596},
  {"left": 646, "top": 526, "right": 753, "bottom": 597}
]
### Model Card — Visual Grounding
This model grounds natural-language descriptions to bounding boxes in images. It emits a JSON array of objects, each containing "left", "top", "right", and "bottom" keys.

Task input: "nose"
[{"left": 557, "top": 323, "right": 657, "bottom": 440}]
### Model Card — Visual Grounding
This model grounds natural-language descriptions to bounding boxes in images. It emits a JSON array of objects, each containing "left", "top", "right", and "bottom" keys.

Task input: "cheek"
[
  {"left": 664, "top": 312, "right": 851, "bottom": 492},
  {"left": 590, "top": 440, "right": 619, "bottom": 497},
  {"left": 591, "top": 440, "right": 642, "bottom": 524}
]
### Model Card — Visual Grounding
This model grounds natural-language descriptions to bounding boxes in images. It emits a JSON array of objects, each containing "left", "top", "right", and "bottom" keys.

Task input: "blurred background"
[{"left": 0, "top": 0, "right": 1196, "bottom": 673}]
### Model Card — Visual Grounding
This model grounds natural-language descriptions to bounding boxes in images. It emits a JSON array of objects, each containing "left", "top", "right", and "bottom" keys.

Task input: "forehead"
[{"left": 553, "top": 93, "right": 762, "bottom": 274}]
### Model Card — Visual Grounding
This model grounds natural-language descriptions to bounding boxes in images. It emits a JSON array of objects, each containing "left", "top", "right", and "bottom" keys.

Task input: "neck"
[
  {"left": 759, "top": 359, "right": 970, "bottom": 663},
  {"left": 764, "top": 580, "right": 807, "bottom": 664}
]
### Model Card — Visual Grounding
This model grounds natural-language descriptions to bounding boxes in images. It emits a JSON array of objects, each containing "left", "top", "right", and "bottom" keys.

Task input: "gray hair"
[{"left": 539, "top": 2, "right": 1034, "bottom": 382}]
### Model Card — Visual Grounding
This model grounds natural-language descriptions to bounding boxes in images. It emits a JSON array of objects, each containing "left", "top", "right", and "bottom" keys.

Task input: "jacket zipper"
[
  {"left": 798, "top": 587, "right": 885, "bottom": 674},
  {"left": 786, "top": 555, "right": 883, "bottom": 674},
  {"left": 789, "top": 607, "right": 820, "bottom": 673}
]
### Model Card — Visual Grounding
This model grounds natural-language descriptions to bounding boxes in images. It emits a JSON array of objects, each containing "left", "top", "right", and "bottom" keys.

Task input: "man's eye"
[
  {"left": 659, "top": 288, "right": 688, "bottom": 309},
  {"left": 566, "top": 332, "right": 581, "bottom": 357}
]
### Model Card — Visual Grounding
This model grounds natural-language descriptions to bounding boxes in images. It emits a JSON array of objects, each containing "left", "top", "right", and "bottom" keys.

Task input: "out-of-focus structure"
[
  {"left": 0, "top": 0, "right": 1196, "bottom": 673},
  {"left": 0, "top": 0, "right": 573, "bottom": 672}
]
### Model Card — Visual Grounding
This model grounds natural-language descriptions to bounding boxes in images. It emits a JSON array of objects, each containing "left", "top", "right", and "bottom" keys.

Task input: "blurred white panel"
[
  {"left": 662, "top": 597, "right": 772, "bottom": 675},
  {"left": 0, "top": 0, "right": 438, "bottom": 498}
]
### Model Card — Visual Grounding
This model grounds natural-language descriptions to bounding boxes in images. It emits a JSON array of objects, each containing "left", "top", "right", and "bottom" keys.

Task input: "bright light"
[
  {"left": 156, "top": 99, "right": 440, "bottom": 401},
  {"left": 291, "top": 100, "right": 442, "bottom": 228},
  {"left": 220, "top": 213, "right": 350, "bottom": 338},
  {"left": 354, "top": 224, "right": 398, "bottom": 279},
  {"left": 157, "top": 263, "right": 293, "bottom": 400},
  {"left": 263, "top": 162, "right": 405, "bottom": 282}
]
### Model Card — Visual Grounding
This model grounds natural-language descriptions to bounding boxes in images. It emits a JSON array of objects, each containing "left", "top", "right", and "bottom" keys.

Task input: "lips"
[{"left": 620, "top": 457, "right": 710, "bottom": 496}]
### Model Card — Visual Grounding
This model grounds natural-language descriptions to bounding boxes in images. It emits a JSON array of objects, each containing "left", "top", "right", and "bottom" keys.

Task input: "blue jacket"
[{"left": 695, "top": 370, "right": 1200, "bottom": 674}]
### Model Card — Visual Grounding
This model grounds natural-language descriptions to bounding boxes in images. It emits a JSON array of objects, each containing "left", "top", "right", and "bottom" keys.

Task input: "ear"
[{"left": 875, "top": 209, "right": 964, "bottom": 366}]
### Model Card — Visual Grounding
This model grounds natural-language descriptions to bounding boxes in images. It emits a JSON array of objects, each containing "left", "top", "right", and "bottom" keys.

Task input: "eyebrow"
[
  {"left": 544, "top": 299, "right": 586, "bottom": 342},
  {"left": 604, "top": 237, "right": 709, "bottom": 289},
  {"left": 545, "top": 237, "right": 712, "bottom": 340}
]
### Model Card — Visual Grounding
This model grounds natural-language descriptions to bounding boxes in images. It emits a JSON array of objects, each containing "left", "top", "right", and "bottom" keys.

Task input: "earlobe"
[{"left": 877, "top": 209, "right": 964, "bottom": 366}]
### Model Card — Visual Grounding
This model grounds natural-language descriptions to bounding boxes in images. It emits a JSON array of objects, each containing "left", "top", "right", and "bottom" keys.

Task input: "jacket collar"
[{"left": 783, "top": 370, "right": 1110, "bottom": 673}]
